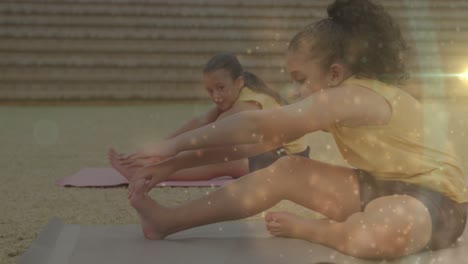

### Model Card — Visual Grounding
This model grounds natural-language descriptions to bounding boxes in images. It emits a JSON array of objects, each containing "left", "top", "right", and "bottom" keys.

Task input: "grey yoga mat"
[{"left": 19, "top": 218, "right": 468, "bottom": 264}]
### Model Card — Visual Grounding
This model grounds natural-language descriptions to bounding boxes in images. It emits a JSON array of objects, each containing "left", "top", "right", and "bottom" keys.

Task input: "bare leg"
[
  {"left": 129, "top": 179, "right": 171, "bottom": 240},
  {"left": 130, "top": 155, "right": 433, "bottom": 259},
  {"left": 265, "top": 195, "right": 432, "bottom": 259},
  {"left": 130, "top": 155, "right": 362, "bottom": 238}
]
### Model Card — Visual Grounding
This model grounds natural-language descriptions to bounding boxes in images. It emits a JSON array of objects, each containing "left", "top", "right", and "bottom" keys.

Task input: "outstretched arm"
[
  {"left": 165, "top": 106, "right": 220, "bottom": 139},
  {"left": 132, "top": 142, "right": 277, "bottom": 189},
  {"left": 158, "top": 85, "right": 390, "bottom": 157},
  {"left": 123, "top": 106, "right": 220, "bottom": 161},
  {"left": 130, "top": 84, "right": 393, "bottom": 193},
  {"left": 167, "top": 95, "right": 320, "bottom": 154},
  {"left": 175, "top": 143, "right": 275, "bottom": 169},
  {"left": 124, "top": 100, "right": 262, "bottom": 160}
]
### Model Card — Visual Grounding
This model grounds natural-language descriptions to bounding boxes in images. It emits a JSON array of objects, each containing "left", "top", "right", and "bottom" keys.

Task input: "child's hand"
[
  {"left": 128, "top": 162, "right": 175, "bottom": 197},
  {"left": 119, "top": 155, "right": 162, "bottom": 168}
]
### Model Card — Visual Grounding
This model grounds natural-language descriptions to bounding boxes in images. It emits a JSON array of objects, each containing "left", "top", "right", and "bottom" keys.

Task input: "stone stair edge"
[
  {"left": 2, "top": 4, "right": 468, "bottom": 19},
  {"left": 4, "top": 0, "right": 468, "bottom": 8},
  {"left": 2, "top": 15, "right": 468, "bottom": 31}
]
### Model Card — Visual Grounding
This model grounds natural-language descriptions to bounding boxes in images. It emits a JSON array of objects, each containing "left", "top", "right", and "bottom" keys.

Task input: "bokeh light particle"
[{"left": 458, "top": 70, "right": 468, "bottom": 83}]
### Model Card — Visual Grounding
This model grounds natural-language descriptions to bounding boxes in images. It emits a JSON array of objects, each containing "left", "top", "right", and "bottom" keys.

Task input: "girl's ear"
[{"left": 328, "top": 63, "right": 349, "bottom": 87}]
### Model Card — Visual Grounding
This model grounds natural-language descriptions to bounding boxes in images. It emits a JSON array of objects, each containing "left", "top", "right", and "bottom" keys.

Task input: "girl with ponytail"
[
  {"left": 110, "top": 53, "right": 309, "bottom": 181},
  {"left": 121, "top": 1, "right": 466, "bottom": 259}
]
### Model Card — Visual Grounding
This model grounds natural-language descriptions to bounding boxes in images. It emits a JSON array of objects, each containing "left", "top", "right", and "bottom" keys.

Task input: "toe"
[
  {"left": 265, "top": 212, "right": 278, "bottom": 222},
  {"left": 267, "top": 221, "right": 281, "bottom": 229}
]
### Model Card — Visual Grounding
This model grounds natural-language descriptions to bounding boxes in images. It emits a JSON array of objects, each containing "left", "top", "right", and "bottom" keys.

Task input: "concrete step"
[
  {"left": 0, "top": 51, "right": 468, "bottom": 67},
  {"left": 0, "top": 66, "right": 291, "bottom": 82},
  {"left": 6, "top": 0, "right": 468, "bottom": 9},
  {"left": 1, "top": 78, "right": 466, "bottom": 100},
  {"left": 1, "top": 64, "right": 465, "bottom": 85},
  {"left": 0, "top": 3, "right": 333, "bottom": 18},
  {"left": 1, "top": 0, "right": 467, "bottom": 100},
  {"left": 0, "top": 52, "right": 466, "bottom": 72},
  {"left": 0, "top": 38, "right": 287, "bottom": 54},
  {"left": 2, "top": 14, "right": 467, "bottom": 31},
  {"left": 0, "top": 52, "right": 285, "bottom": 67},
  {"left": 0, "top": 26, "right": 295, "bottom": 40},
  {"left": 2, "top": 26, "right": 467, "bottom": 42},
  {"left": 0, "top": 38, "right": 466, "bottom": 56},
  {"left": 0, "top": 82, "right": 208, "bottom": 100},
  {"left": 2, "top": 2, "right": 468, "bottom": 19},
  {"left": 0, "top": 14, "right": 306, "bottom": 29}
]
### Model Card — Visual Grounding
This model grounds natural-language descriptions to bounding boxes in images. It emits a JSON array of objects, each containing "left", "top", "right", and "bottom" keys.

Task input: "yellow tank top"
[
  {"left": 328, "top": 76, "right": 467, "bottom": 202},
  {"left": 238, "top": 87, "right": 308, "bottom": 155}
]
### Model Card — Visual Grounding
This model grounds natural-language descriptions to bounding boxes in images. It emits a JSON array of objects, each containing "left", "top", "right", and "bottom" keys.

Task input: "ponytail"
[{"left": 242, "top": 71, "right": 288, "bottom": 105}]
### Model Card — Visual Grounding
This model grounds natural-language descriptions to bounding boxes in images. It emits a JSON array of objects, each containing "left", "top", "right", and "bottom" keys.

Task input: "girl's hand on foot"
[
  {"left": 129, "top": 162, "right": 175, "bottom": 195},
  {"left": 117, "top": 155, "right": 155, "bottom": 168},
  {"left": 119, "top": 155, "right": 163, "bottom": 167}
]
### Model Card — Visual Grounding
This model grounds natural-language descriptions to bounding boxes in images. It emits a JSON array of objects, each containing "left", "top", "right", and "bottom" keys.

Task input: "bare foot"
[
  {"left": 265, "top": 212, "right": 315, "bottom": 240},
  {"left": 129, "top": 179, "right": 171, "bottom": 240},
  {"left": 108, "top": 148, "right": 139, "bottom": 180}
]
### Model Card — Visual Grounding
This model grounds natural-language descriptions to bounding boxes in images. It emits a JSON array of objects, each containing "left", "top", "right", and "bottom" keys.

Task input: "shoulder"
[
  {"left": 238, "top": 87, "right": 255, "bottom": 101},
  {"left": 217, "top": 99, "right": 261, "bottom": 120},
  {"left": 302, "top": 83, "right": 392, "bottom": 127},
  {"left": 238, "top": 87, "right": 279, "bottom": 110},
  {"left": 234, "top": 82, "right": 394, "bottom": 135},
  {"left": 232, "top": 99, "right": 262, "bottom": 111}
]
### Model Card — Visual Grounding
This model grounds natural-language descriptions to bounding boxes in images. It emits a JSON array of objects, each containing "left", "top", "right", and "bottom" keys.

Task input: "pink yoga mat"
[{"left": 57, "top": 168, "right": 235, "bottom": 187}]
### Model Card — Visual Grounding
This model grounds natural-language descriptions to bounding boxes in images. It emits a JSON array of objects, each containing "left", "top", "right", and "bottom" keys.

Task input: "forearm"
[
  {"left": 168, "top": 105, "right": 312, "bottom": 154},
  {"left": 165, "top": 118, "right": 205, "bottom": 139},
  {"left": 166, "top": 111, "right": 262, "bottom": 153},
  {"left": 163, "top": 143, "right": 276, "bottom": 173}
]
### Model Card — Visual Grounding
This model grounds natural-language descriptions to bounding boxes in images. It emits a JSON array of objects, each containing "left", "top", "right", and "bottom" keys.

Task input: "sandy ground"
[{"left": 1, "top": 99, "right": 467, "bottom": 264}]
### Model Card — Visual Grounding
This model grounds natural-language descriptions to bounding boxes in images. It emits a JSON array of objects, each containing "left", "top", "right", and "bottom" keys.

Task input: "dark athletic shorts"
[
  {"left": 248, "top": 146, "right": 310, "bottom": 172},
  {"left": 355, "top": 169, "right": 467, "bottom": 250}
]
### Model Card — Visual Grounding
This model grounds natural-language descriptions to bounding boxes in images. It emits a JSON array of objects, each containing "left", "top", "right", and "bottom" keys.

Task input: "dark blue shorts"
[
  {"left": 248, "top": 146, "right": 310, "bottom": 172},
  {"left": 355, "top": 169, "right": 467, "bottom": 250}
]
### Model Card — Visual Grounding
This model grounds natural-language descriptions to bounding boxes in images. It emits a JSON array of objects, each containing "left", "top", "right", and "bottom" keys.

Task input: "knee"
[{"left": 341, "top": 198, "right": 432, "bottom": 259}]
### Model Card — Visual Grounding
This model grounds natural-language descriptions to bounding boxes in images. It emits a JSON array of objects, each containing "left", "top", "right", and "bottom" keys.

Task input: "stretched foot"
[
  {"left": 265, "top": 212, "right": 315, "bottom": 240},
  {"left": 129, "top": 179, "right": 171, "bottom": 240},
  {"left": 108, "top": 148, "right": 140, "bottom": 180}
]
